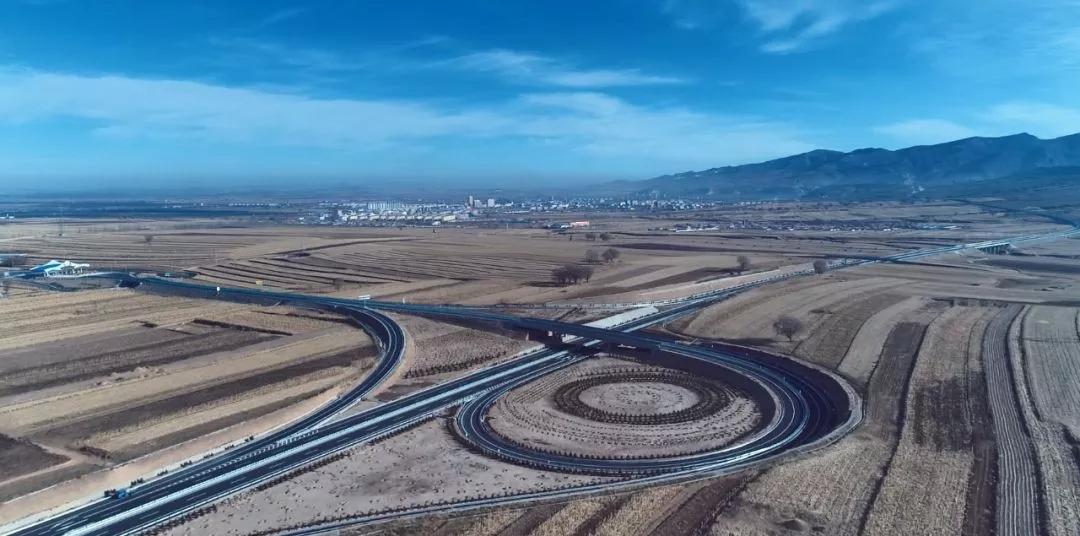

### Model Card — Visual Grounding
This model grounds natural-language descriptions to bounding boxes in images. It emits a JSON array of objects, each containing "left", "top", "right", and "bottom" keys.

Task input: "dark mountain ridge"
[{"left": 630, "top": 132, "right": 1080, "bottom": 200}]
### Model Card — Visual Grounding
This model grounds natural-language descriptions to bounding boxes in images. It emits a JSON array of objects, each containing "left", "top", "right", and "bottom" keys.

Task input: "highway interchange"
[{"left": 2, "top": 227, "right": 1077, "bottom": 536}]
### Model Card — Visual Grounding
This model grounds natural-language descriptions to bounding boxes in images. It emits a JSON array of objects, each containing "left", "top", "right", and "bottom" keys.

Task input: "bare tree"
[
  {"left": 736, "top": 255, "right": 751, "bottom": 274},
  {"left": 143, "top": 234, "right": 154, "bottom": 246},
  {"left": 602, "top": 247, "right": 621, "bottom": 263},
  {"left": 812, "top": 259, "right": 829, "bottom": 274},
  {"left": 577, "top": 264, "right": 594, "bottom": 283},
  {"left": 773, "top": 315, "right": 803, "bottom": 341},
  {"left": 584, "top": 249, "right": 601, "bottom": 264},
  {"left": 552, "top": 265, "right": 574, "bottom": 285},
  {"left": 584, "top": 232, "right": 598, "bottom": 241},
  {"left": 332, "top": 278, "right": 344, "bottom": 291},
  {"left": 1, "top": 279, "right": 10, "bottom": 298},
  {"left": 599, "top": 233, "right": 613, "bottom": 241},
  {"left": 552, "top": 264, "right": 594, "bottom": 285}
]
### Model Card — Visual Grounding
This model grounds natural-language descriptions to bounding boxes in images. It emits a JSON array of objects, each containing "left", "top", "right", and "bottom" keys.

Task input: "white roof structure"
[{"left": 29, "top": 259, "right": 91, "bottom": 277}]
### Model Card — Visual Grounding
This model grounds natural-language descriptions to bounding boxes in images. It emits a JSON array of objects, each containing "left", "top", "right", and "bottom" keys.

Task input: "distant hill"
[{"left": 622, "top": 132, "right": 1080, "bottom": 201}]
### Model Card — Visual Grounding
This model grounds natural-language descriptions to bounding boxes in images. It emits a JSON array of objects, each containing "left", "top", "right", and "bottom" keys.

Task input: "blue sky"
[{"left": 1, "top": 0, "right": 1078, "bottom": 190}]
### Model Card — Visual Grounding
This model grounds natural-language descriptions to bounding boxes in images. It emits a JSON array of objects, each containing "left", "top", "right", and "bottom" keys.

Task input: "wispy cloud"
[
  {"left": 206, "top": 35, "right": 449, "bottom": 77},
  {"left": 744, "top": 0, "right": 900, "bottom": 53},
  {"left": 446, "top": 49, "right": 687, "bottom": 88},
  {"left": 908, "top": 0, "right": 1080, "bottom": 76},
  {"left": 0, "top": 67, "right": 807, "bottom": 169},
  {"left": 0, "top": 67, "right": 506, "bottom": 148},
  {"left": 514, "top": 91, "right": 813, "bottom": 164},
  {"left": 664, "top": 0, "right": 900, "bottom": 53},
  {"left": 256, "top": 7, "right": 306, "bottom": 28}
]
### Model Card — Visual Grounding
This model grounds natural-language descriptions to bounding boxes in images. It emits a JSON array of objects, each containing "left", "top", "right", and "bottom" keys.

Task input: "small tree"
[
  {"left": 812, "top": 259, "right": 829, "bottom": 274},
  {"left": 736, "top": 255, "right": 751, "bottom": 274},
  {"left": 599, "top": 233, "right": 613, "bottom": 241},
  {"left": 332, "top": 278, "right": 344, "bottom": 291},
  {"left": 602, "top": 247, "right": 621, "bottom": 263},
  {"left": 585, "top": 232, "right": 598, "bottom": 241},
  {"left": 574, "top": 264, "right": 595, "bottom": 283},
  {"left": 554, "top": 264, "right": 593, "bottom": 285},
  {"left": 1, "top": 279, "right": 10, "bottom": 297},
  {"left": 773, "top": 315, "right": 802, "bottom": 341},
  {"left": 584, "top": 249, "right": 602, "bottom": 264},
  {"left": 143, "top": 234, "right": 154, "bottom": 246},
  {"left": 552, "top": 265, "right": 575, "bottom": 285}
]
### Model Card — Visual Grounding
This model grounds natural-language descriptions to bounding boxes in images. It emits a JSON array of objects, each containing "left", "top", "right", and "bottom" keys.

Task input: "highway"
[{"left": 3, "top": 224, "right": 1077, "bottom": 536}]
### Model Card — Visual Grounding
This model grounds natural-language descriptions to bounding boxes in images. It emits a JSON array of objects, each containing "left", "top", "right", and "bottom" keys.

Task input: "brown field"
[
  {"left": 393, "top": 315, "right": 536, "bottom": 379},
  {"left": 164, "top": 420, "right": 609, "bottom": 536},
  {"left": 1013, "top": 307, "right": 1080, "bottom": 536},
  {"left": 6, "top": 203, "right": 1080, "bottom": 534},
  {"left": 292, "top": 223, "right": 1080, "bottom": 536},
  {"left": 861, "top": 306, "right": 995, "bottom": 535},
  {"left": 486, "top": 357, "right": 763, "bottom": 459},
  {"left": 0, "top": 288, "right": 376, "bottom": 513}
]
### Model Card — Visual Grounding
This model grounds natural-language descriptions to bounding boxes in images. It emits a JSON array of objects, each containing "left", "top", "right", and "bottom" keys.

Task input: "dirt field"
[
  {"left": 163, "top": 420, "right": 609, "bottom": 536},
  {"left": 393, "top": 315, "right": 537, "bottom": 379},
  {"left": 0, "top": 289, "right": 376, "bottom": 509},
  {"left": 1013, "top": 306, "right": 1080, "bottom": 536},
  {"left": 487, "top": 357, "right": 763, "bottom": 459}
]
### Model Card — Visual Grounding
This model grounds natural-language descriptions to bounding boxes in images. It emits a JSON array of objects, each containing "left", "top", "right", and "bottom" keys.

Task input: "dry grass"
[
  {"left": 529, "top": 496, "right": 614, "bottom": 536},
  {"left": 1013, "top": 308, "right": 1080, "bottom": 536},
  {"left": 589, "top": 485, "right": 685, "bottom": 536},
  {"left": 487, "top": 357, "right": 761, "bottom": 459},
  {"left": 164, "top": 420, "right": 606, "bottom": 536},
  {"left": 836, "top": 297, "right": 938, "bottom": 386},
  {"left": 793, "top": 291, "right": 908, "bottom": 368},
  {"left": 454, "top": 509, "right": 522, "bottom": 536},
  {"left": 1021, "top": 306, "right": 1080, "bottom": 434},
  {"left": 709, "top": 311, "right": 943, "bottom": 535},
  {"left": 675, "top": 276, "right": 908, "bottom": 359},
  {"left": 0, "top": 286, "right": 376, "bottom": 506},
  {"left": 394, "top": 315, "right": 535, "bottom": 378},
  {"left": 862, "top": 306, "right": 994, "bottom": 536}
]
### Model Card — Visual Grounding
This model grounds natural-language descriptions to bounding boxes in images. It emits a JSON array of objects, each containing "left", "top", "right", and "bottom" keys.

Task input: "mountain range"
[{"left": 621, "top": 132, "right": 1080, "bottom": 200}]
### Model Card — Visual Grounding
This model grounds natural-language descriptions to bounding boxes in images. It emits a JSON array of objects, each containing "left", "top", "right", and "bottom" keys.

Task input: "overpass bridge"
[{"left": 976, "top": 242, "right": 1011, "bottom": 254}]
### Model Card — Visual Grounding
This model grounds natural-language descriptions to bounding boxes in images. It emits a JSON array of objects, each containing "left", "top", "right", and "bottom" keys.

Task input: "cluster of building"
[{"left": 652, "top": 219, "right": 936, "bottom": 233}]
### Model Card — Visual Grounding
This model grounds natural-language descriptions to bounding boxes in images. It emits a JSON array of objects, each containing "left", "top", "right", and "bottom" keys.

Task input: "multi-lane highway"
[{"left": 4, "top": 224, "right": 1077, "bottom": 536}]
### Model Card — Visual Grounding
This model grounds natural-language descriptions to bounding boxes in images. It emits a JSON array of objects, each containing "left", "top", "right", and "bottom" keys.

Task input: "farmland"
[
  {"left": 4, "top": 202, "right": 1080, "bottom": 535},
  {"left": 259, "top": 218, "right": 1080, "bottom": 536},
  {"left": 0, "top": 288, "right": 377, "bottom": 523}
]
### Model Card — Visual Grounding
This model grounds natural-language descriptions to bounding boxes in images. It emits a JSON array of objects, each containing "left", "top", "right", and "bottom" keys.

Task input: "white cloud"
[
  {"left": 515, "top": 91, "right": 814, "bottom": 165},
  {"left": 907, "top": 0, "right": 1080, "bottom": 77},
  {"left": 986, "top": 102, "right": 1080, "bottom": 138},
  {"left": 0, "top": 68, "right": 508, "bottom": 147},
  {"left": 874, "top": 119, "right": 977, "bottom": 145},
  {"left": 0, "top": 68, "right": 811, "bottom": 170},
  {"left": 741, "top": 0, "right": 900, "bottom": 53},
  {"left": 256, "top": 7, "right": 306, "bottom": 28},
  {"left": 666, "top": 0, "right": 900, "bottom": 53},
  {"left": 447, "top": 49, "right": 687, "bottom": 88}
]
